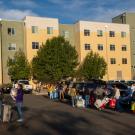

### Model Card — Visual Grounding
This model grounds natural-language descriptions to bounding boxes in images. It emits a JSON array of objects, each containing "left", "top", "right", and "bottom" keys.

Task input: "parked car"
[
  {"left": 107, "top": 82, "right": 130, "bottom": 97},
  {"left": 0, "top": 83, "right": 12, "bottom": 93},
  {"left": 108, "top": 80, "right": 126, "bottom": 84},
  {"left": 126, "top": 80, "right": 135, "bottom": 86},
  {"left": 14, "top": 80, "right": 32, "bottom": 93},
  {"left": 68, "top": 80, "right": 106, "bottom": 96}
]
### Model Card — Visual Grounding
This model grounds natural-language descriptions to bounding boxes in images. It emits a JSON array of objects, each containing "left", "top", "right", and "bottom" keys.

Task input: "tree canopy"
[
  {"left": 32, "top": 36, "right": 78, "bottom": 83},
  {"left": 7, "top": 50, "right": 31, "bottom": 81},
  {"left": 77, "top": 51, "right": 107, "bottom": 80}
]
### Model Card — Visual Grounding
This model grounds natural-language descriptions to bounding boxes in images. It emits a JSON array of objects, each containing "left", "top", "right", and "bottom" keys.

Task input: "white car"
[{"left": 15, "top": 80, "right": 32, "bottom": 93}]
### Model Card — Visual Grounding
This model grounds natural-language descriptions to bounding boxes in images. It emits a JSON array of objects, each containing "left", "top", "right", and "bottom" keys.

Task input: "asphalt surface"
[{"left": 0, "top": 94, "right": 135, "bottom": 135}]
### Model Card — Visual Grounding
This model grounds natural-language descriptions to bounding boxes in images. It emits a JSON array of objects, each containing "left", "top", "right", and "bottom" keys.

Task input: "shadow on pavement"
[{"left": 0, "top": 95, "right": 135, "bottom": 135}]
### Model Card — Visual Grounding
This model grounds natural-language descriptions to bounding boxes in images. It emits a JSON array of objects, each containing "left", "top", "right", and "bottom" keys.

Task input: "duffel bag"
[
  {"left": 76, "top": 99, "right": 85, "bottom": 108},
  {"left": 131, "top": 102, "right": 135, "bottom": 113},
  {"left": 109, "top": 98, "right": 116, "bottom": 109}
]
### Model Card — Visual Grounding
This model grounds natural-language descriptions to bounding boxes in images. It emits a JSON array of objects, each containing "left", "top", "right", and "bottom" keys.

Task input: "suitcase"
[
  {"left": 94, "top": 99, "right": 102, "bottom": 108},
  {"left": 131, "top": 102, "right": 135, "bottom": 113},
  {"left": 94, "top": 97, "right": 109, "bottom": 109},
  {"left": 76, "top": 99, "right": 85, "bottom": 108},
  {"left": 109, "top": 98, "right": 116, "bottom": 109},
  {"left": 2, "top": 104, "right": 12, "bottom": 122}
]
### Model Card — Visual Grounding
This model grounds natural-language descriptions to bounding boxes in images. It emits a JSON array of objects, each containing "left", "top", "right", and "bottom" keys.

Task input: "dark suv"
[
  {"left": 107, "top": 82, "right": 129, "bottom": 97},
  {"left": 69, "top": 80, "right": 106, "bottom": 95}
]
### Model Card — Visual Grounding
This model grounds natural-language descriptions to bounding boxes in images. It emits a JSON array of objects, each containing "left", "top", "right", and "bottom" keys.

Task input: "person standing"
[
  {"left": 112, "top": 85, "right": 120, "bottom": 110},
  {"left": 16, "top": 84, "right": 24, "bottom": 122},
  {"left": 59, "top": 83, "right": 64, "bottom": 101},
  {"left": 114, "top": 85, "right": 120, "bottom": 100},
  {"left": 69, "top": 86, "right": 77, "bottom": 107},
  {"left": 84, "top": 89, "right": 90, "bottom": 108}
]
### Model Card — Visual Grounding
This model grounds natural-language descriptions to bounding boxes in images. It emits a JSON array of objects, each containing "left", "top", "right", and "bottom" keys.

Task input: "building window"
[
  {"left": 8, "top": 43, "right": 16, "bottom": 50},
  {"left": 98, "top": 44, "right": 103, "bottom": 50},
  {"left": 85, "top": 44, "right": 90, "bottom": 50},
  {"left": 110, "top": 58, "right": 116, "bottom": 64},
  {"left": 84, "top": 29, "right": 90, "bottom": 36},
  {"left": 110, "top": 44, "right": 115, "bottom": 51},
  {"left": 8, "top": 28, "right": 15, "bottom": 35},
  {"left": 32, "top": 42, "right": 39, "bottom": 49},
  {"left": 133, "top": 40, "right": 135, "bottom": 46},
  {"left": 47, "top": 27, "right": 53, "bottom": 34},
  {"left": 122, "top": 58, "right": 127, "bottom": 64},
  {"left": 97, "top": 30, "right": 103, "bottom": 37},
  {"left": 122, "top": 45, "right": 127, "bottom": 51},
  {"left": 109, "top": 31, "right": 115, "bottom": 37},
  {"left": 32, "top": 26, "right": 38, "bottom": 33},
  {"left": 121, "top": 32, "right": 126, "bottom": 37},
  {"left": 62, "top": 30, "right": 69, "bottom": 38}
]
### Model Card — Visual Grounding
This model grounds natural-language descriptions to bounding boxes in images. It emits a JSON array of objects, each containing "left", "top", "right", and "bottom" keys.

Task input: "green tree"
[
  {"left": 32, "top": 36, "right": 78, "bottom": 83},
  {"left": 77, "top": 51, "right": 107, "bottom": 80},
  {"left": 7, "top": 50, "right": 31, "bottom": 81}
]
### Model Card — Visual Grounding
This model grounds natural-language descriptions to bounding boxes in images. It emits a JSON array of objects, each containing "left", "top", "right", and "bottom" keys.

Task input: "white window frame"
[
  {"left": 84, "top": 29, "right": 90, "bottom": 36},
  {"left": 122, "top": 45, "right": 127, "bottom": 51},
  {"left": 84, "top": 44, "right": 91, "bottom": 50},
  {"left": 8, "top": 28, "right": 15, "bottom": 36},
  {"left": 122, "top": 58, "right": 127, "bottom": 64},
  {"left": 97, "top": 30, "right": 103, "bottom": 37},
  {"left": 32, "top": 26, "right": 38, "bottom": 34},
  {"left": 47, "top": 27, "right": 53, "bottom": 34},
  {"left": 32, "top": 42, "right": 39, "bottom": 49},
  {"left": 109, "top": 31, "right": 115, "bottom": 37},
  {"left": 110, "top": 58, "right": 116, "bottom": 64},
  {"left": 110, "top": 44, "right": 115, "bottom": 51},
  {"left": 98, "top": 44, "right": 103, "bottom": 51},
  {"left": 8, "top": 43, "right": 16, "bottom": 51},
  {"left": 121, "top": 32, "right": 126, "bottom": 38}
]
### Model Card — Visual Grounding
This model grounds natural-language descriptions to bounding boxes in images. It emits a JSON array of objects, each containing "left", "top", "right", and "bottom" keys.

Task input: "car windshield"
[
  {"left": 18, "top": 80, "right": 29, "bottom": 85},
  {"left": 76, "top": 83, "right": 84, "bottom": 90},
  {"left": 85, "top": 83, "right": 97, "bottom": 89}
]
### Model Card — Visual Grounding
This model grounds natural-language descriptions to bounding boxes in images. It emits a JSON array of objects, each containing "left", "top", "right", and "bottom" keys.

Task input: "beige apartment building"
[
  {"left": 0, "top": 15, "right": 132, "bottom": 84},
  {"left": 112, "top": 12, "right": 135, "bottom": 79},
  {"left": 23, "top": 16, "right": 59, "bottom": 61},
  {"left": 0, "top": 20, "right": 25, "bottom": 84},
  {"left": 60, "top": 21, "right": 131, "bottom": 81}
]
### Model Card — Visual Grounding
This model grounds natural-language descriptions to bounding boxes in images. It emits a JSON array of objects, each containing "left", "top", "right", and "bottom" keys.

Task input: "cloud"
[
  {"left": 11, "top": 0, "right": 37, "bottom": 8},
  {"left": 47, "top": 0, "right": 65, "bottom": 5},
  {"left": 0, "top": 8, "right": 38, "bottom": 20},
  {"left": 50, "top": 0, "right": 135, "bottom": 23},
  {"left": 0, "top": 0, "right": 134, "bottom": 23}
]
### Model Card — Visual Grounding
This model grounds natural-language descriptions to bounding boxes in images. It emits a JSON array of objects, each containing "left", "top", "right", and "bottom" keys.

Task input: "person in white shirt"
[{"left": 114, "top": 85, "right": 120, "bottom": 100}]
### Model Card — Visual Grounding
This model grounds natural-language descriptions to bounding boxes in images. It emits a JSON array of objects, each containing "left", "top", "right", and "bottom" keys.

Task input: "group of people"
[
  {"left": 47, "top": 83, "right": 67, "bottom": 100},
  {"left": 46, "top": 82, "right": 135, "bottom": 112},
  {"left": 0, "top": 83, "right": 24, "bottom": 122}
]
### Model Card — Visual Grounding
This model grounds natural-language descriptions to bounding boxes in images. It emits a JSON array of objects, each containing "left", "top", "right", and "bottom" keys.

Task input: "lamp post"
[{"left": 105, "top": 25, "right": 109, "bottom": 81}]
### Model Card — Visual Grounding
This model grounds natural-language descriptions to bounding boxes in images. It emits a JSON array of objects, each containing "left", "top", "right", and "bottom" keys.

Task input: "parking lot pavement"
[{"left": 0, "top": 95, "right": 135, "bottom": 135}]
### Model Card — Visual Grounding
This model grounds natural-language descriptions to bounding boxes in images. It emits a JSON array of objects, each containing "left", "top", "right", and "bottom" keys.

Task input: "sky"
[{"left": 0, "top": 0, "right": 135, "bottom": 24}]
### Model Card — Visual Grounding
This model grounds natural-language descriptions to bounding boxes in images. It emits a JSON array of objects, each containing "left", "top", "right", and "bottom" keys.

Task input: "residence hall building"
[
  {"left": 0, "top": 20, "right": 25, "bottom": 84},
  {"left": 60, "top": 21, "right": 131, "bottom": 81},
  {"left": 23, "top": 16, "right": 59, "bottom": 62},
  {"left": 112, "top": 12, "right": 135, "bottom": 79},
  {"left": 0, "top": 16, "right": 132, "bottom": 84}
]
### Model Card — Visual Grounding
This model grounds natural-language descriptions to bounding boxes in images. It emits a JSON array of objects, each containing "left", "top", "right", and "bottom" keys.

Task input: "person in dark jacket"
[
  {"left": 15, "top": 84, "right": 24, "bottom": 122},
  {"left": 0, "top": 88, "right": 4, "bottom": 119}
]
